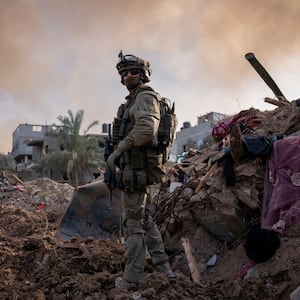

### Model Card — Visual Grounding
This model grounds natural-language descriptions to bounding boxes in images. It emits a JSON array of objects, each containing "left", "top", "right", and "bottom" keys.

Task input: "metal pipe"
[{"left": 245, "top": 52, "right": 286, "bottom": 100}]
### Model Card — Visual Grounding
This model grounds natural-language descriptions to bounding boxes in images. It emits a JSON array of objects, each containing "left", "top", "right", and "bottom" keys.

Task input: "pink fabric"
[
  {"left": 211, "top": 109, "right": 262, "bottom": 139},
  {"left": 261, "top": 136, "right": 300, "bottom": 234},
  {"left": 212, "top": 114, "right": 239, "bottom": 139},
  {"left": 230, "top": 261, "right": 257, "bottom": 282}
]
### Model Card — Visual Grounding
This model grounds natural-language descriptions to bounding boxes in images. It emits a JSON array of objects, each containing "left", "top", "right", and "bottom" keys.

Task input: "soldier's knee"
[{"left": 124, "top": 221, "right": 145, "bottom": 240}]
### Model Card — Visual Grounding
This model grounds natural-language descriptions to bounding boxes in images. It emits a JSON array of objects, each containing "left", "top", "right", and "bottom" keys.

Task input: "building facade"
[
  {"left": 11, "top": 124, "right": 59, "bottom": 179},
  {"left": 11, "top": 123, "right": 106, "bottom": 183},
  {"left": 174, "top": 112, "right": 227, "bottom": 156}
]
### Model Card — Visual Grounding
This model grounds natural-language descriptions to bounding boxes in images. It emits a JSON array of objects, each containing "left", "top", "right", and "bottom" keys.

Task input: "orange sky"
[{"left": 1, "top": 0, "right": 300, "bottom": 153}]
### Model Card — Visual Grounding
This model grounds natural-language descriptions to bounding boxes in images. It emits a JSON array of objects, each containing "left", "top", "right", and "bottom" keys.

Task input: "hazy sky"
[{"left": 1, "top": 0, "right": 300, "bottom": 153}]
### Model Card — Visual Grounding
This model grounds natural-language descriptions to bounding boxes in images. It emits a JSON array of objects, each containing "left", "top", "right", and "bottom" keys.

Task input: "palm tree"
[
  {"left": 39, "top": 110, "right": 104, "bottom": 187},
  {"left": 0, "top": 154, "right": 15, "bottom": 172}
]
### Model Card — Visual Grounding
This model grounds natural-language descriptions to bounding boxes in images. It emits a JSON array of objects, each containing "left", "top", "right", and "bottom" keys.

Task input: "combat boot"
[
  {"left": 154, "top": 261, "right": 176, "bottom": 282},
  {"left": 115, "top": 277, "right": 139, "bottom": 291}
]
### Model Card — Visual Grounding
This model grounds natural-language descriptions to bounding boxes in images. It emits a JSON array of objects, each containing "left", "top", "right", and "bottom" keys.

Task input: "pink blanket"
[{"left": 261, "top": 136, "right": 300, "bottom": 234}]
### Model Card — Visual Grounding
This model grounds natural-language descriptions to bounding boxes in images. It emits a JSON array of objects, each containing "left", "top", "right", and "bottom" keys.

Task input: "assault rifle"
[{"left": 104, "top": 123, "right": 116, "bottom": 209}]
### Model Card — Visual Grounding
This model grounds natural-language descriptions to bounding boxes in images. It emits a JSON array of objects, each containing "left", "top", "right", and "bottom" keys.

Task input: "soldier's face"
[{"left": 122, "top": 69, "right": 141, "bottom": 90}]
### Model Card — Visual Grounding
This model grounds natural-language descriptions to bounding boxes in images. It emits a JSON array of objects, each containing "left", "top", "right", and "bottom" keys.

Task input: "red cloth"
[
  {"left": 211, "top": 109, "right": 262, "bottom": 139},
  {"left": 230, "top": 261, "right": 256, "bottom": 282}
]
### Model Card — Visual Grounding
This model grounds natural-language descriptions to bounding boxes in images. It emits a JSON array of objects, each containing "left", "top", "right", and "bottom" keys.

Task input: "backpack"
[
  {"left": 157, "top": 96, "right": 178, "bottom": 163},
  {"left": 144, "top": 94, "right": 177, "bottom": 184},
  {"left": 138, "top": 89, "right": 177, "bottom": 163}
]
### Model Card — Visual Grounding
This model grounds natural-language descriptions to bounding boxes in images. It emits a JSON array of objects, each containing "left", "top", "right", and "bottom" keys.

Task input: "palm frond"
[{"left": 41, "top": 109, "right": 105, "bottom": 186}]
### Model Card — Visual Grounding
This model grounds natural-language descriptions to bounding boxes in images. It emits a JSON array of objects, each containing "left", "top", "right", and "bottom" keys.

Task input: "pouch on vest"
[
  {"left": 130, "top": 148, "right": 145, "bottom": 170},
  {"left": 145, "top": 148, "right": 166, "bottom": 185},
  {"left": 122, "top": 166, "right": 147, "bottom": 192}
]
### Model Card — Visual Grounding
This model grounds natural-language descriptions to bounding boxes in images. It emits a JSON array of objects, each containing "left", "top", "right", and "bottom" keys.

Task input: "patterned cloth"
[
  {"left": 261, "top": 136, "right": 300, "bottom": 234},
  {"left": 212, "top": 109, "right": 263, "bottom": 140}
]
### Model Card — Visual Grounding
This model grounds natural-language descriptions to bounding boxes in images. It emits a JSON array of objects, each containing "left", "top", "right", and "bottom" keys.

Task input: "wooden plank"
[
  {"left": 264, "top": 97, "right": 289, "bottom": 107},
  {"left": 181, "top": 237, "right": 201, "bottom": 284},
  {"left": 195, "top": 163, "right": 218, "bottom": 193}
]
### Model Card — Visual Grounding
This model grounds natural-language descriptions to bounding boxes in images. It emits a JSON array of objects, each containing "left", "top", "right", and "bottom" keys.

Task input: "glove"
[{"left": 107, "top": 148, "right": 122, "bottom": 173}]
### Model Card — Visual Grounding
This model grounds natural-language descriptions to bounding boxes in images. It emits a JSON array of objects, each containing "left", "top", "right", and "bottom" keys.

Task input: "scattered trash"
[{"left": 206, "top": 254, "right": 217, "bottom": 267}]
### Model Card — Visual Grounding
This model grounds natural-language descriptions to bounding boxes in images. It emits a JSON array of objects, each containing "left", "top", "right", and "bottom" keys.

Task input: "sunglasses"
[{"left": 121, "top": 69, "right": 141, "bottom": 77}]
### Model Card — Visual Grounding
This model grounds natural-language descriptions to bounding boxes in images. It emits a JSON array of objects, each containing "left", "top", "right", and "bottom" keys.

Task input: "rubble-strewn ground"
[
  {"left": 0, "top": 178, "right": 299, "bottom": 300},
  {"left": 1, "top": 100, "right": 300, "bottom": 299}
]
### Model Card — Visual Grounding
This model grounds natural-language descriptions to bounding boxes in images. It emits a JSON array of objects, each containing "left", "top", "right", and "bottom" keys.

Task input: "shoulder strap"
[{"left": 136, "top": 86, "right": 161, "bottom": 103}]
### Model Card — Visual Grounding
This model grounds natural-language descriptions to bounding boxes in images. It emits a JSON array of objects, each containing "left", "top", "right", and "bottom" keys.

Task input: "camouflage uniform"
[
  {"left": 115, "top": 87, "right": 171, "bottom": 284},
  {"left": 108, "top": 52, "right": 175, "bottom": 287}
]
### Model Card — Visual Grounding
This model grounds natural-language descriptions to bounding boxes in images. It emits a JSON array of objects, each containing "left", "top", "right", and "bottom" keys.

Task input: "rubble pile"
[
  {"left": 151, "top": 100, "right": 300, "bottom": 298},
  {"left": 1, "top": 173, "right": 74, "bottom": 210},
  {"left": 156, "top": 101, "right": 300, "bottom": 239},
  {"left": 155, "top": 100, "right": 300, "bottom": 246},
  {"left": 0, "top": 100, "right": 299, "bottom": 299}
]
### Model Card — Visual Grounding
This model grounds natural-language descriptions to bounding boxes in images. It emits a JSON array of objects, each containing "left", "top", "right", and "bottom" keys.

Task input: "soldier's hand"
[{"left": 107, "top": 148, "right": 122, "bottom": 173}]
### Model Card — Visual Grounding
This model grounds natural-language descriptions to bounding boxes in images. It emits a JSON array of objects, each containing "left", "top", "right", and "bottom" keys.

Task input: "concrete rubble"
[{"left": 155, "top": 99, "right": 300, "bottom": 245}]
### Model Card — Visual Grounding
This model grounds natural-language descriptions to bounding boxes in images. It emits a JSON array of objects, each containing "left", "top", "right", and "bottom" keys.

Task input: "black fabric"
[
  {"left": 244, "top": 225, "right": 280, "bottom": 263},
  {"left": 243, "top": 135, "right": 274, "bottom": 157},
  {"left": 224, "top": 155, "right": 235, "bottom": 186}
]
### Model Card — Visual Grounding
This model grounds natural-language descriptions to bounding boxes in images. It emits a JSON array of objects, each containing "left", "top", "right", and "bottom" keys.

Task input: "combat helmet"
[{"left": 116, "top": 50, "right": 152, "bottom": 83}]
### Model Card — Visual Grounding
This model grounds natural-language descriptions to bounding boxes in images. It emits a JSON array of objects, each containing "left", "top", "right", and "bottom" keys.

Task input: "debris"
[
  {"left": 206, "top": 254, "right": 217, "bottom": 267},
  {"left": 194, "top": 163, "right": 218, "bottom": 193},
  {"left": 264, "top": 97, "right": 290, "bottom": 107},
  {"left": 181, "top": 237, "right": 201, "bottom": 284},
  {"left": 290, "top": 285, "right": 300, "bottom": 300}
]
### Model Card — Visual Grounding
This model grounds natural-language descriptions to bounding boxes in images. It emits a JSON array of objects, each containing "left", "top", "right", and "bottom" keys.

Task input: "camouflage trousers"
[{"left": 121, "top": 188, "right": 169, "bottom": 283}]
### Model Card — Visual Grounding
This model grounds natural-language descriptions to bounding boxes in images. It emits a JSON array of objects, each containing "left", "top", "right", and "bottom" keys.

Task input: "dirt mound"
[
  {"left": 1, "top": 191, "right": 299, "bottom": 299},
  {"left": 0, "top": 202, "right": 213, "bottom": 299}
]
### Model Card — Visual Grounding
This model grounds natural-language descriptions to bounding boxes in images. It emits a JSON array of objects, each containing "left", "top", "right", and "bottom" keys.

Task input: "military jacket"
[{"left": 117, "top": 85, "right": 160, "bottom": 152}]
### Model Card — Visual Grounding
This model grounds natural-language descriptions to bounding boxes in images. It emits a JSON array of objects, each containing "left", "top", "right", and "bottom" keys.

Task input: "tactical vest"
[{"left": 113, "top": 86, "right": 166, "bottom": 189}]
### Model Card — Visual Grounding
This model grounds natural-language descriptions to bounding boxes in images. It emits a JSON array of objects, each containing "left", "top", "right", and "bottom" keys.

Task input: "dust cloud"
[{"left": 1, "top": 0, "right": 300, "bottom": 153}]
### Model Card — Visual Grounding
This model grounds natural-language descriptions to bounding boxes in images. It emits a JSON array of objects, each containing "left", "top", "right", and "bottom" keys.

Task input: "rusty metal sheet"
[{"left": 56, "top": 181, "right": 121, "bottom": 242}]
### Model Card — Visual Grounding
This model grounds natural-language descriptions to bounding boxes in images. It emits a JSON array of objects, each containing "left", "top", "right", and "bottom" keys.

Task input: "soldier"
[{"left": 107, "top": 51, "right": 175, "bottom": 291}]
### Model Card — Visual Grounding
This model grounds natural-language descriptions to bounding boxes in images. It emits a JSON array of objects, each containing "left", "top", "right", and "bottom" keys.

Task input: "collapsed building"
[{"left": 154, "top": 53, "right": 300, "bottom": 259}]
